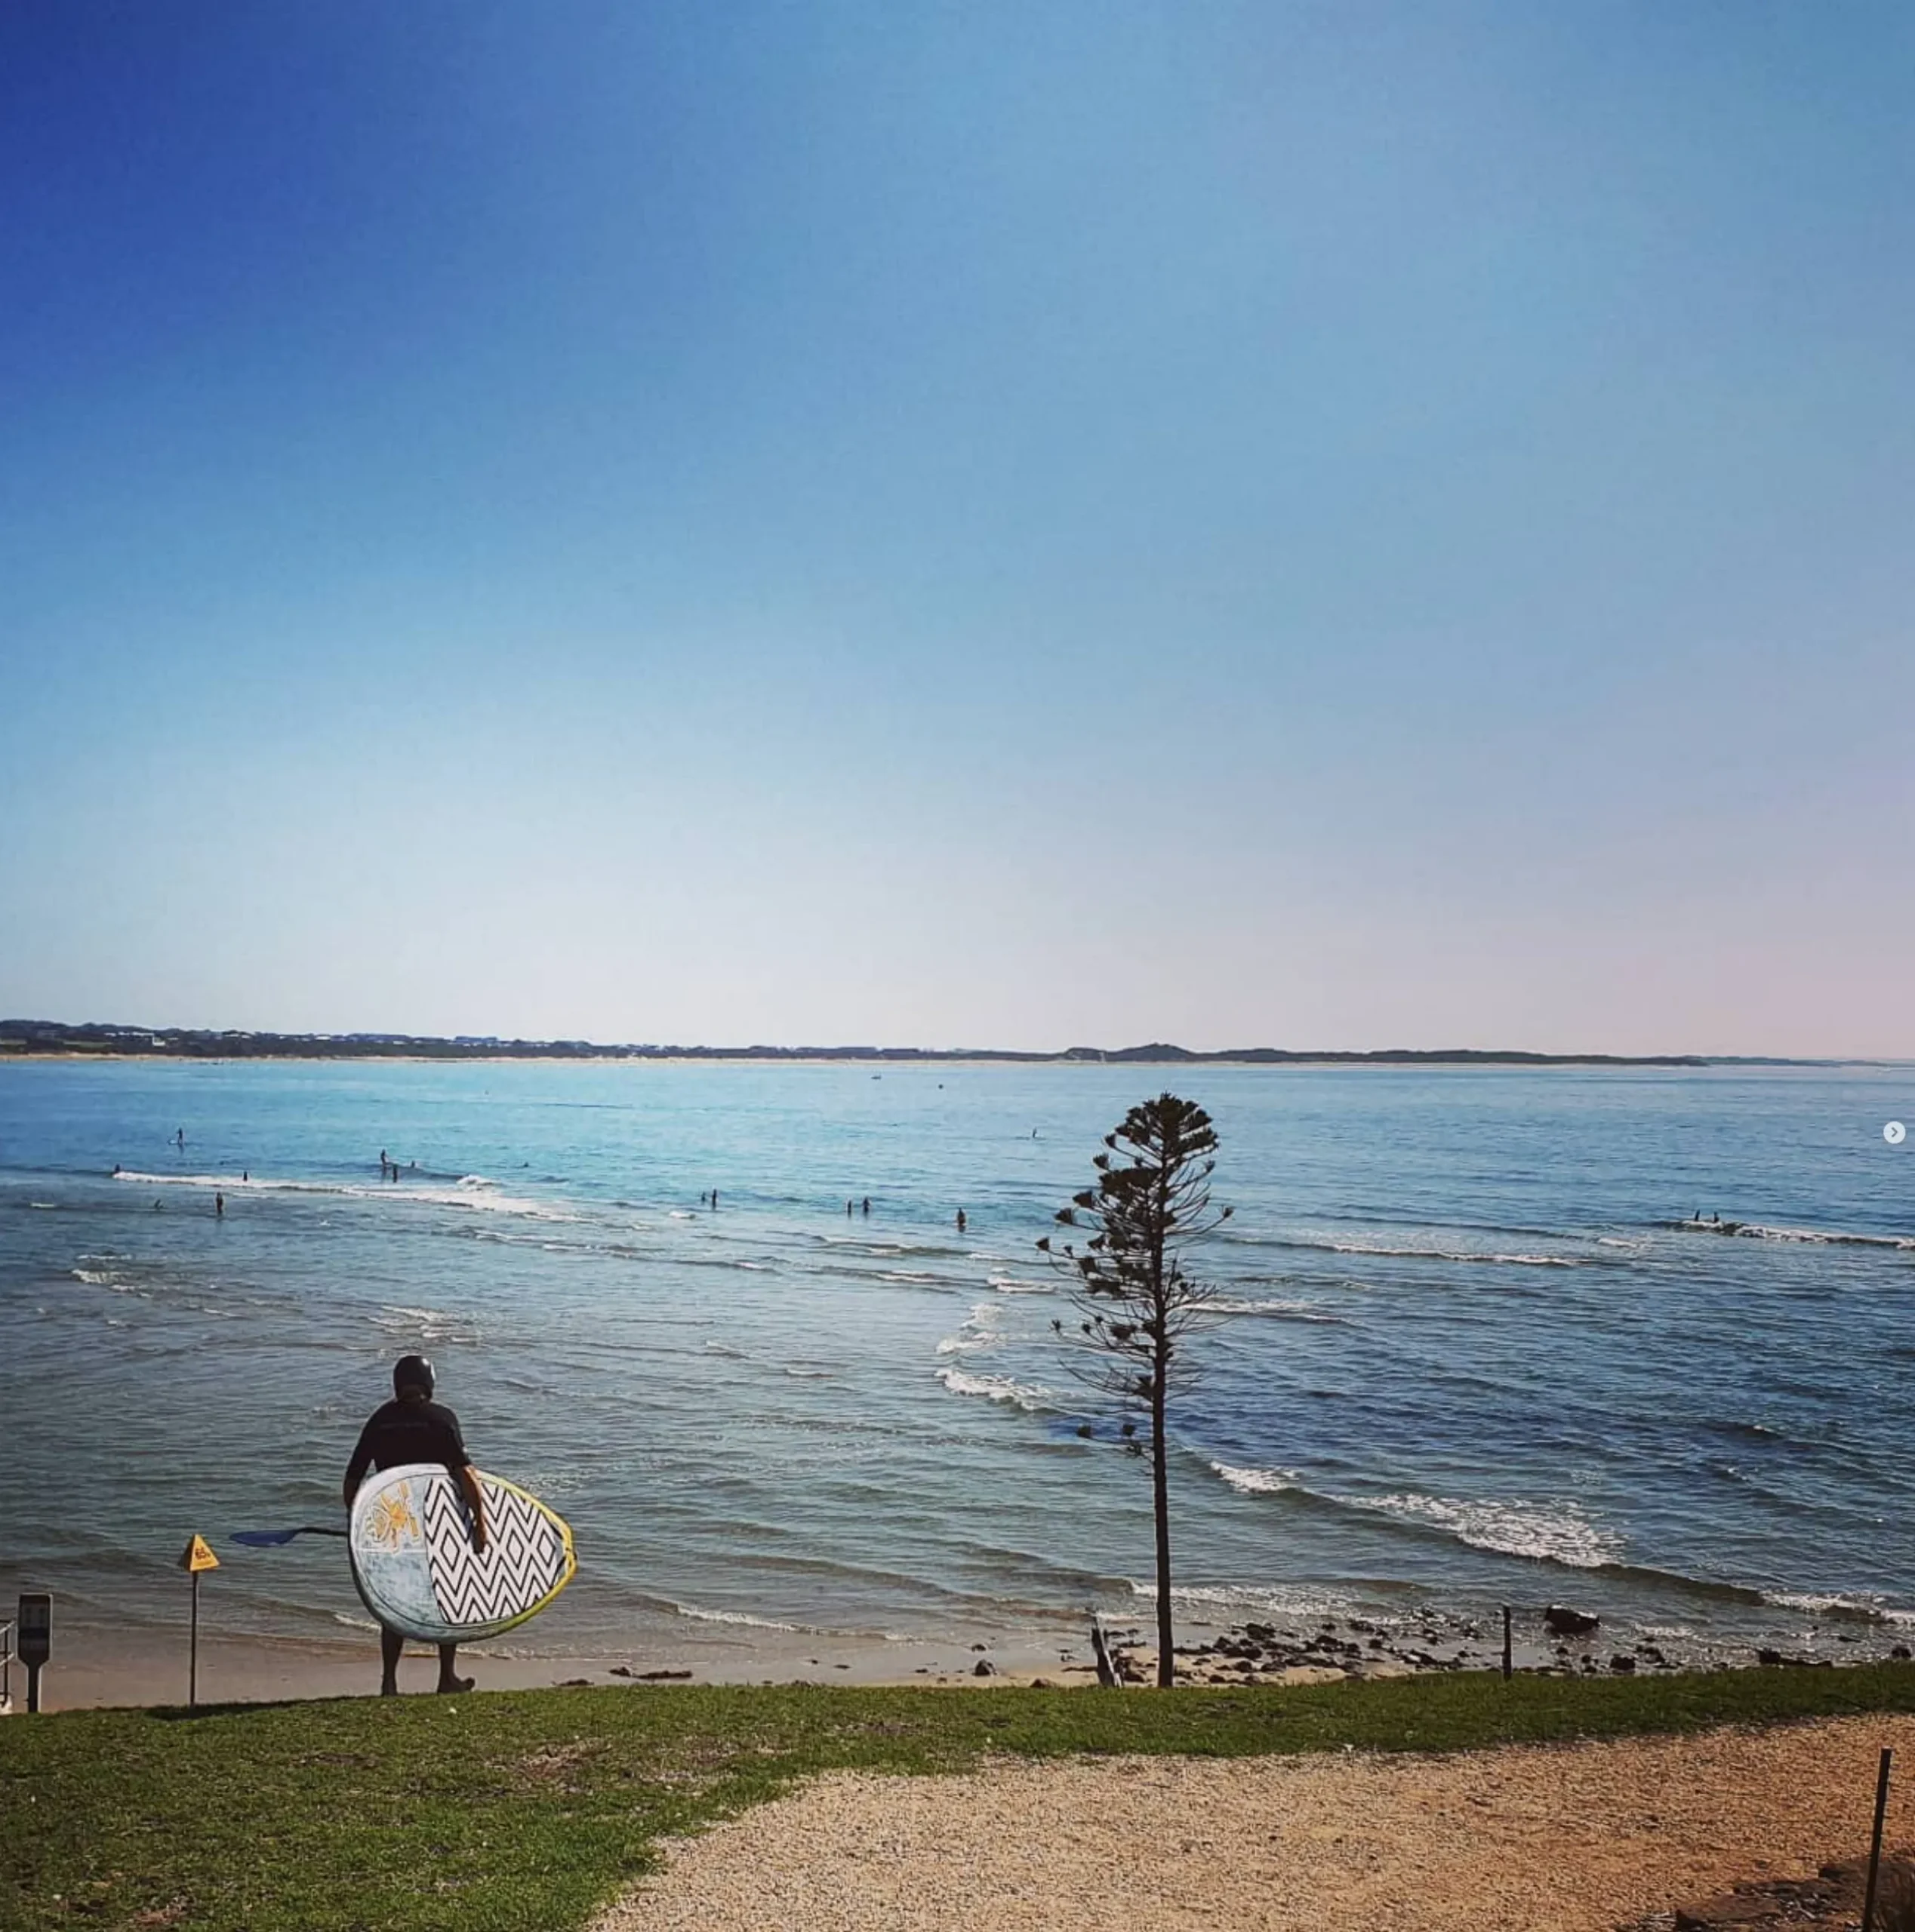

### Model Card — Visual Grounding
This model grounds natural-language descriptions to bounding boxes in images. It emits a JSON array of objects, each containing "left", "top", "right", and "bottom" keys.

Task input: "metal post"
[
  {"left": 1502, "top": 1605, "right": 1513, "bottom": 1680},
  {"left": 1863, "top": 1746, "right": 1893, "bottom": 1932},
  {"left": 189, "top": 1571, "right": 199, "bottom": 1711},
  {"left": 25, "top": 1661, "right": 41, "bottom": 1715}
]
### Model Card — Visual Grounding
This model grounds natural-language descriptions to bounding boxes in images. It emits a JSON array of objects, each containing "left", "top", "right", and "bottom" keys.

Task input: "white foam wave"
[
  {"left": 985, "top": 1274, "right": 1053, "bottom": 1295},
  {"left": 1332, "top": 1243, "right": 1578, "bottom": 1267},
  {"left": 113, "top": 1168, "right": 575, "bottom": 1221},
  {"left": 1208, "top": 1298, "right": 1346, "bottom": 1322},
  {"left": 373, "top": 1304, "right": 481, "bottom": 1344},
  {"left": 398, "top": 1183, "right": 577, "bottom": 1220},
  {"left": 1357, "top": 1492, "right": 1620, "bottom": 1567},
  {"left": 1764, "top": 1590, "right": 1915, "bottom": 1625},
  {"left": 935, "top": 1367, "right": 1051, "bottom": 1411},
  {"left": 1211, "top": 1462, "right": 1298, "bottom": 1495},
  {"left": 936, "top": 1301, "right": 1004, "bottom": 1355},
  {"left": 1256, "top": 1226, "right": 1583, "bottom": 1266},
  {"left": 665, "top": 1600, "right": 800, "bottom": 1632},
  {"left": 1139, "top": 1580, "right": 1348, "bottom": 1618},
  {"left": 1727, "top": 1223, "right": 1915, "bottom": 1251},
  {"left": 70, "top": 1267, "right": 125, "bottom": 1287}
]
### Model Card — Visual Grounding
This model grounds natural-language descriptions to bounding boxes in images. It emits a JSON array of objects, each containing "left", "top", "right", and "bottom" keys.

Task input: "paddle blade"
[{"left": 229, "top": 1526, "right": 346, "bottom": 1546}]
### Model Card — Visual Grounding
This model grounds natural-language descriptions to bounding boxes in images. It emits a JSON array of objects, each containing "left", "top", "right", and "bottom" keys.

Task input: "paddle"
[{"left": 229, "top": 1526, "right": 349, "bottom": 1547}]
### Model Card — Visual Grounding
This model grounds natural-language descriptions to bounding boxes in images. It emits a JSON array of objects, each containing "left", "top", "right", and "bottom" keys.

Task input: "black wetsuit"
[{"left": 344, "top": 1398, "right": 470, "bottom": 1494}]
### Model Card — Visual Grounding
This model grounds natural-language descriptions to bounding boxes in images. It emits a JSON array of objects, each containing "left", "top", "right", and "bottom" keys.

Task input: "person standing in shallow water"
[{"left": 343, "top": 1355, "right": 488, "bottom": 1696}]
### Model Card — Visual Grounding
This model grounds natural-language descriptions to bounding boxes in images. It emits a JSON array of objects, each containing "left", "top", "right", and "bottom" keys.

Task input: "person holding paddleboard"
[{"left": 343, "top": 1354, "right": 488, "bottom": 1696}]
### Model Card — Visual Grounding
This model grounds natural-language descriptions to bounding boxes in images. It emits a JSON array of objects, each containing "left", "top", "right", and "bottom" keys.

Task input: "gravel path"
[{"left": 592, "top": 1712, "right": 1915, "bottom": 1931}]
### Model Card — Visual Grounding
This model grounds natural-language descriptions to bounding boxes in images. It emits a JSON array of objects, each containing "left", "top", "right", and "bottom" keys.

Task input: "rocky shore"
[{"left": 1101, "top": 1601, "right": 1915, "bottom": 1688}]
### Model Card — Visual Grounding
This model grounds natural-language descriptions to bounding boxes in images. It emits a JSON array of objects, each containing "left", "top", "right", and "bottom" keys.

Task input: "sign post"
[
  {"left": 17, "top": 1595, "right": 50, "bottom": 1714},
  {"left": 178, "top": 1537, "right": 219, "bottom": 1709}
]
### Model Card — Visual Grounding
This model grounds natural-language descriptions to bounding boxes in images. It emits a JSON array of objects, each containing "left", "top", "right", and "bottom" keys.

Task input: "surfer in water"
[{"left": 343, "top": 1355, "right": 488, "bottom": 1697}]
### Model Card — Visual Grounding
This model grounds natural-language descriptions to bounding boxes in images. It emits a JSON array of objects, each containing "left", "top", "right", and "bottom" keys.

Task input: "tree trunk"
[
  {"left": 1152, "top": 1364, "right": 1173, "bottom": 1687},
  {"left": 1150, "top": 1146, "right": 1175, "bottom": 1687}
]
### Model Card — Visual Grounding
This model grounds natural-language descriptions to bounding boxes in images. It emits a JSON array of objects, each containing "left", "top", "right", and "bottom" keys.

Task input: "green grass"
[{"left": 7, "top": 1665, "right": 1915, "bottom": 1930}]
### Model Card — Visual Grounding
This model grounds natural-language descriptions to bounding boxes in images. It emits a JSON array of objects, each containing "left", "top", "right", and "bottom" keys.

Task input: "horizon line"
[{"left": 1, "top": 1017, "right": 1865, "bottom": 1067}]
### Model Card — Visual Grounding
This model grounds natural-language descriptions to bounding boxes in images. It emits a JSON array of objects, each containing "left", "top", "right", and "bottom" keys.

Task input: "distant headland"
[{"left": 0, "top": 1018, "right": 1707, "bottom": 1066}]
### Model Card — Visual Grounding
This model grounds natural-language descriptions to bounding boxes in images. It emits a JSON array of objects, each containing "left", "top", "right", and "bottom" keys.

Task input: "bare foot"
[
  {"left": 436, "top": 1675, "right": 474, "bottom": 1695},
  {"left": 380, "top": 1682, "right": 399, "bottom": 1697}
]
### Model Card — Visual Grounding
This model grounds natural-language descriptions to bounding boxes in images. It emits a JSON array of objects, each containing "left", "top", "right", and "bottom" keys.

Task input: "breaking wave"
[
  {"left": 112, "top": 1169, "right": 577, "bottom": 1221},
  {"left": 1667, "top": 1219, "right": 1915, "bottom": 1250},
  {"left": 935, "top": 1367, "right": 1053, "bottom": 1412},
  {"left": 1205, "top": 1460, "right": 1621, "bottom": 1569},
  {"left": 1211, "top": 1462, "right": 1298, "bottom": 1494}
]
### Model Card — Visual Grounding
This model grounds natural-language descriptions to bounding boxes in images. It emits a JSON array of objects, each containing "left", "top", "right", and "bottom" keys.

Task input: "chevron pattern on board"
[{"left": 423, "top": 1475, "right": 569, "bottom": 1627}]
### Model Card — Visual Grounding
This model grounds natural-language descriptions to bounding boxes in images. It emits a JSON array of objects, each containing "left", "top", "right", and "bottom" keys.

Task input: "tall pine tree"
[{"left": 1040, "top": 1093, "right": 1232, "bottom": 1686}]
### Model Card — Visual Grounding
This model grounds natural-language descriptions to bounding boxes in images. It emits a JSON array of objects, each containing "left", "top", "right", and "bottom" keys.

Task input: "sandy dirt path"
[{"left": 593, "top": 1712, "right": 1915, "bottom": 1931}]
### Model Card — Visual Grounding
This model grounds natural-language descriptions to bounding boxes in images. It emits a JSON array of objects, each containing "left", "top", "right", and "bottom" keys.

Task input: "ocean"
[{"left": 2, "top": 1056, "right": 1912, "bottom": 1668}]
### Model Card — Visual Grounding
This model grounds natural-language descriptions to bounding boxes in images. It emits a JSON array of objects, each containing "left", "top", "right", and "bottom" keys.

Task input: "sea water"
[{"left": 2, "top": 1057, "right": 1912, "bottom": 1663}]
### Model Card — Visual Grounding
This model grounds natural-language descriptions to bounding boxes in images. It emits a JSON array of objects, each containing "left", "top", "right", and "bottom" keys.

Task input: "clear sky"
[{"left": 2, "top": 3, "right": 1910, "bottom": 1055}]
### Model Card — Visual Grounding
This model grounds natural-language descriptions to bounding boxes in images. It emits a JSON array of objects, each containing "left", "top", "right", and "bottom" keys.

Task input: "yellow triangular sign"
[{"left": 180, "top": 1534, "right": 220, "bottom": 1574}]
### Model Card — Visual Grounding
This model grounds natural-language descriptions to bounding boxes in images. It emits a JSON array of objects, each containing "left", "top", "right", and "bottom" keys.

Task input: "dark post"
[
  {"left": 17, "top": 1593, "right": 51, "bottom": 1715},
  {"left": 1090, "top": 1614, "right": 1122, "bottom": 1689},
  {"left": 1863, "top": 1746, "right": 1894, "bottom": 1932},
  {"left": 1502, "top": 1604, "right": 1513, "bottom": 1680}
]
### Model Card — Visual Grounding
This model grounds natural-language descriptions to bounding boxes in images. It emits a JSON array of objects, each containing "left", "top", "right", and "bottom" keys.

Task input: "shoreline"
[
  {"left": 17, "top": 1592, "right": 1911, "bottom": 1713},
  {"left": 8, "top": 1619, "right": 1103, "bottom": 1714}
]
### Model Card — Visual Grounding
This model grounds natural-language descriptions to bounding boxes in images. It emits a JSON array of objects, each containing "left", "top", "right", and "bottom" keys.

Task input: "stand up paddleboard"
[{"left": 348, "top": 1463, "right": 575, "bottom": 1645}]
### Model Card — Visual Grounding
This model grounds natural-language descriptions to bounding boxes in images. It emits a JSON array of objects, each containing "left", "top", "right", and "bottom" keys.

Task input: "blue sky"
[{"left": 2, "top": 2, "right": 1910, "bottom": 1054}]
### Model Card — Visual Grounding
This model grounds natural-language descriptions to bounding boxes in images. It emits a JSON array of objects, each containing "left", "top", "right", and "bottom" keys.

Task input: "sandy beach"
[
  {"left": 11, "top": 1619, "right": 1097, "bottom": 1712},
  {"left": 594, "top": 1713, "right": 1915, "bottom": 1932},
  {"left": 20, "top": 1592, "right": 1889, "bottom": 1713}
]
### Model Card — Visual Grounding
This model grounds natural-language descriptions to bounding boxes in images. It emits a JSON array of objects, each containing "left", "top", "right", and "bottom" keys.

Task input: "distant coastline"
[{"left": 0, "top": 1018, "right": 1711, "bottom": 1066}]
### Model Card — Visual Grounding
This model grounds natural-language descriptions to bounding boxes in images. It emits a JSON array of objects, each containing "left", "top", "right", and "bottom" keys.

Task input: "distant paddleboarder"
[{"left": 343, "top": 1355, "right": 488, "bottom": 1697}]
